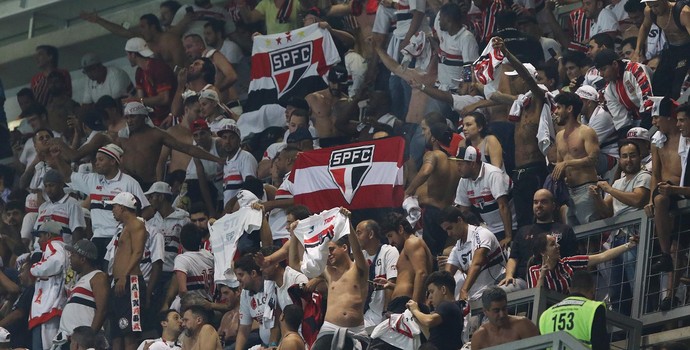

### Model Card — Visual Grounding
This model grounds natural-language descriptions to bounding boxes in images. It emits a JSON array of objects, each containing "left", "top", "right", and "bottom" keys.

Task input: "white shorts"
[{"left": 320, "top": 320, "right": 368, "bottom": 337}]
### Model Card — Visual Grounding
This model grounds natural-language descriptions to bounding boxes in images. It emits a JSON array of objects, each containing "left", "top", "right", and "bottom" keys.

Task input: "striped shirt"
[
  {"left": 528, "top": 255, "right": 589, "bottom": 294},
  {"left": 59, "top": 270, "right": 103, "bottom": 335},
  {"left": 33, "top": 194, "right": 85, "bottom": 246},
  {"left": 174, "top": 250, "right": 215, "bottom": 301},
  {"left": 223, "top": 149, "right": 258, "bottom": 205},
  {"left": 268, "top": 173, "right": 294, "bottom": 240},
  {"left": 569, "top": 8, "right": 592, "bottom": 44}
]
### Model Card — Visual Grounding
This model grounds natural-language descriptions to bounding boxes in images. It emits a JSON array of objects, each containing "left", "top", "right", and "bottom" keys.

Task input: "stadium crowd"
[{"left": 2, "top": 0, "right": 690, "bottom": 349}]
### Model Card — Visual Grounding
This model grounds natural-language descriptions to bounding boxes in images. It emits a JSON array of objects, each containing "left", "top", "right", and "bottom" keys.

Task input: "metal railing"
[{"left": 483, "top": 331, "right": 591, "bottom": 350}]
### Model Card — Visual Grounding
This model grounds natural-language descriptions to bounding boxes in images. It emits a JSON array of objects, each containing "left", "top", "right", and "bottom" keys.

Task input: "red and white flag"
[{"left": 289, "top": 137, "right": 405, "bottom": 212}]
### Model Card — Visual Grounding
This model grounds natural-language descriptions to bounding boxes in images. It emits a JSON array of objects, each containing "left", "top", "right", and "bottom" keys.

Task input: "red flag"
[{"left": 289, "top": 137, "right": 405, "bottom": 212}]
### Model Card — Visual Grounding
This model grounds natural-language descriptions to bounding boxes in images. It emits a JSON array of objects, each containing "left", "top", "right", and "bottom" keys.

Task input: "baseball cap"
[
  {"left": 125, "top": 37, "right": 155, "bottom": 58},
  {"left": 449, "top": 145, "right": 481, "bottom": 162},
  {"left": 651, "top": 96, "right": 679, "bottom": 118},
  {"left": 82, "top": 110, "right": 106, "bottom": 131},
  {"left": 124, "top": 101, "right": 153, "bottom": 116},
  {"left": 65, "top": 239, "right": 98, "bottom": 260},
  {"left": 37, "top": 221, "right": 63, "bottom": 236},
  {"left": 199, "top": 89, "right": 220, "bottom": 104},
  {"left": 287, "top": 127, "right": 315, "bottom": 143},
  {"left": 593, "top": 48, "right": 620, "bottom": 69},
  {"left": 81, "top": 53, "right": 101, "bottom": 69},
  {"left": 145, "top": 181, "right": 173, "bottom": 196},
  {"left": 328, "top": 65, "right": 349, "bottom": 84},
  {"left": 216, "top": 119, "right": 241, "bottom": 138},
  {"left": 0, "top": 327, "right": 9, "bottom": 343},
  {"left": 627, "top": 127, "right": 650, "bottom": 141},
  {"left": 504, "top": 63, "right": 538, "bottom": 79},
  {"left": 43, "top": 169, "right": 64, "bottom": 185},
  {"left": 575, "top": 85, "right": 599, "bottom": 102},
  {"left": 305, "top": 6, "right": 322, "bottom": 17},
  {"left": 105, "top": 192, "right": 139, "bottom": 209},
  {"left": 191, "top": 119, "right": 211, "bottom": 133},
  {"left": 97, "top": 143, "right": 124, "bottom": 164}
]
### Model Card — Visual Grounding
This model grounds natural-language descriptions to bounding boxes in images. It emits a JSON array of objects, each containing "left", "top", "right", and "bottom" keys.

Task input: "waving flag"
[
  {"left": 289, "top": 137, "right": 405, "bottom": 213},
  {"left": 243, "top": 23, "right": 341, "bottom": 113}
]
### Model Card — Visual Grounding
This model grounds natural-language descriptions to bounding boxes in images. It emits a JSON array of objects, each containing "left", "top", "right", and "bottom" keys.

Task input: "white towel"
[
  {"left": 370, "top": 310, "right": 422, "bottom": 350},
  {"left": 403, "top": 196, "right": 422, "bottom": 226},
  {"left": 293, "top": 208, "right": 351, "bottom": 278},
  {"left": 237, "top": 104, "right": 287, "bottom": 141},
  {"left": 652, "top": 130, "right": 667, "bottom": 149},
  {"left": 473, "top": 40, "right": 504, "bottom": 98}
]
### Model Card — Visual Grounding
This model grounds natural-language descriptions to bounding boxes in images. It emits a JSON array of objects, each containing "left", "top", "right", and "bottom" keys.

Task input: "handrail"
[{"left": 482, "top": 331, "right": 590, "bottom": 350}]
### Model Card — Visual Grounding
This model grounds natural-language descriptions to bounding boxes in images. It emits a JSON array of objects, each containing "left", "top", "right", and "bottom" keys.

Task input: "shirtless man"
[
  {"left": 116, "top": 102, "right": 223, "bottom": 189},
  {"left": 108, "top": 192, "right": 147, "bottom": 350},
  {"left": 181, "top": 305, "right": 222, "bottom": 350},
  {"left": 378, "top": 212, "right": 433, "bottom": 307},
  {"left": 81, "top": 12, "right": 187, "bottom": 68},
  {"left": 405, "top": 114, "right": 460, "bottom": 256},
  {"left": 471, "top": 286, "right": 540, "bottom": 349},
  {"left": 552, "top": 91, "right": 601, "bottom": 225},
  {"left": 318, "top": 208, "right": 368, "bottom": 335},
  {"left": 645, "top": 97, "right": 682, "bottom": 274},
  {"left": 492, "top": 36, "right": 550, "bottom": 228},
  {"left": 170, "top": 58, "right": 217, "bottom": 118},
  {"left": 157, "top": 95, "right": 202, "bottom": 180},
  {"left": 96, "top": 95, "right": 128, "bottom": 140},
  {"left": 183, "top": 34, "right": 239, "bottom": 107},
  {"left": 634, "top": 0, "right": 690, "bottom": 98},
  {"left": 306, "top": 65, "right": 349, "bottom": 147}
]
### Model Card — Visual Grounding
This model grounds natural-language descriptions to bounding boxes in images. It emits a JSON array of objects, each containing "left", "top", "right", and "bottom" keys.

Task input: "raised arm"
[
  {"left": 588, "top": 238, "right": 636, "bottom": 266},
  {"left": 493, "top": 37, "right": 544, "bottom": 100},
  {"left": 341, "top": 208, "right": 367, "bottom": 273},
  {"left": 80, "top": 12, "right": 137, "bottom": 38},
  {"left": 409, "top": 80, "right": 454, "bottom": 105},
  {"left": 161, "top": 131, "right": 223, "bottom": 163}
]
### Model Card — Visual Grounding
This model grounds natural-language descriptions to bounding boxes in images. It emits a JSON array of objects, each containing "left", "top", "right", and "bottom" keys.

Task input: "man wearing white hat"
[
  {"left": 117, "top": 101, "right": 224, "bottom": 190},
  {"left": 53, "top": 143, "right": 150, "bottom": 267},
  {"left": 123, "top": 37, "right": 177, "bottom": 127},
  {"left": 217, "top": 120, "right": 258, "bottom": 207},
  {"left": 80, "top": 52, "right": 133, "bottom": 105},
  {"left": 106, "top": 191, "right": 148, "bottom": 350},
  {"left": 199, "top": 89, "right": 236, "bottom": 134},
  {"left": 626, "top": 126, "right": 652, "bottom": 173}
]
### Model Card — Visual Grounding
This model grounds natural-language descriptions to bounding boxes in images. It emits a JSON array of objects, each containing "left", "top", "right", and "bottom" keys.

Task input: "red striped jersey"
[
  {"left": 174, "top": 250, "right": 215, "bottom": 301},
  {"left": 59, "top": 270, "right": 104, "bottom": 335},
  {"left": 223, "top": 149, "right": 258, "bottom": 205},
  {"left": 528, "top": 255, "right": 589, "bottom": 294},
  {"left": 33, "top": 194, "right": 86, "bottom": 246},
  {"left": 569, "top": 8, "right": 592, "bottom": 44}
]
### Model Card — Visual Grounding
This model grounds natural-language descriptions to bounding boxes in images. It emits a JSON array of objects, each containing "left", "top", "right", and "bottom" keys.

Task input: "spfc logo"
[
  {"left": 328, "top": 145, "right": 375, "bottom": 203},
  {"left": 270, "top": 42, "right": 312, "bottom": 98}
]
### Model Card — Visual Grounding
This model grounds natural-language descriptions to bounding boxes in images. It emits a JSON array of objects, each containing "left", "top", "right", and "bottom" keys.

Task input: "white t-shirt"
[
  {"left": 172, "top": 4, "right": 235, "bottom": 36},
  {"left": 218, "top": 39, "right": 244, "bottom": 64},
  {"left": 345, "top": 51, "right": 367, "bottom": 98},
  {"left": 276, "top": 267, "right": 309, "bottom": 310},
  {"left": 363, "top": 244, "right": 399, "bottom": 327},
  {"left": 433, "top": 17, "right": 479, "bottom": 91},
  {"left": 82, "top": 66, "right": 132, "bottom": 104},
  {"left": 174, "top": 250, "right": 215, "bottom": 301},
  {"left": 222, "top": 149, "right": 258, "bottom": 204},
  {"left": 239, "top": 280, "right": 278, "bottom": 344},
  {"left": 392, "top": 0, "right": 427, "bottom": 39},
  {"left": 146, "top": 208, "right": 191, "bottom": 272},
  {"left": 447, "top": 224, "right": 505, "bottom": 300},
  {"left": 590, "top": 7, "right": 619, "bottom": 37},
  {"left": 33, "top": 194, "right": 85, "bottom": 246},
  {"left": 540, "top": 37, "right": 562, "bottom": 62},
  {"left": 610, "top": 170, "right": 651, "bottom": 216},
  {"left": 268, "top": 173, "right": 294, "bottom": 240},
  {"left": 454, "top": 163, "right": 517, "bottom": 234},
  {"left": 583, "top": 105, "right": 618, "bottom": 158},
  {"left": 141, "top": 228, "right": 165, "bottom": 283}
]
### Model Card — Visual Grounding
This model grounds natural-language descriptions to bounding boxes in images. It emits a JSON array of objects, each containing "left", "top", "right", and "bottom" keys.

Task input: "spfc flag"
[
  {"left": 289, "top": 137, "right": 405, "bottom": 212},
  {"left": 244, "top": 23, "right": 341, "bottom": 113}
]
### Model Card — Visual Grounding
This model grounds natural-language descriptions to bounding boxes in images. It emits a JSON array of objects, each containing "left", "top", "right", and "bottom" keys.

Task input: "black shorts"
[{"left": 110, "top": 275, "right": 146, "bottom": 338}]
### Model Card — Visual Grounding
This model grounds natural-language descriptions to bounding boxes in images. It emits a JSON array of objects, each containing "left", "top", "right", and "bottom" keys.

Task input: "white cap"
[
  {"left": 627, "top": 127, "right": 650, "bottom": 141},
  {"left": 216, "top": 119, "right": 241, "bottom": 138},
  {"left": 199, "top": 89, "right": 220, "bottom": 104},
  {"left": 145, "top": 181, "right": 173, "bottom": 195},
  {"left": 124, "top": 102, "right": 153, "bottom": 116},
  {"left": 504, "top": 63, "right": 538, "bottom": 79},
  {"left": 449, "top": 145, "right": 481, "bottom": 162},
  {"left": 148, "top": 342, "right": 173, "bottom": 350},
  {"left": 105, "top": 192, "right": 139, "bottom": 210},
  {"left": 125, "top": 37, "right": 155, "bottom": 58},
  {"left": 575, "top": 85, "right": 599, "bottom": 102},
  {"left": 0, "top": 327, "right": 9, "bottom": 343}
]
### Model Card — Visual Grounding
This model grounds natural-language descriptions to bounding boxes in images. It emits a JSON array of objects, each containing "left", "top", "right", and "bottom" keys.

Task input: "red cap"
[{"left": 191, "top": 119, "right": 210, "bottom": 133}]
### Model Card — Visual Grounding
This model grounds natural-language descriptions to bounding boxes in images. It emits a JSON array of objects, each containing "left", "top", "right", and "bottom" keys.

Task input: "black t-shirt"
[
  {"left": 496, "top": 29, "right": 544, "bottom": 65},
  {"left": 6, "top": 286, "right": 34, "bottom": 348},
  {"left": 510, "top": 222, "right": 578, "bottom": 280},
  {"left": 428, "top": 301, "right": 464, "bottom": 350}
]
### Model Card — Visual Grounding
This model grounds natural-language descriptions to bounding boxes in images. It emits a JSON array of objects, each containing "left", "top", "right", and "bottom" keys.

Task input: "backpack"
[{"left": 650, "top": 0, "right": 690, "bottom": 31}]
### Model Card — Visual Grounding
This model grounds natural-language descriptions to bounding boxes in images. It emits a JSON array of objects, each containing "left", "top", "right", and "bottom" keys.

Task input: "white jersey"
[
  {"left": 59, "top": 270, "right": 104, "bottom": 335},
  {"left": 146, "top": 208, "right": 191, "bottom": 272},
  {"left": 141, "top": 226, "right": 165, "bottom": 283},
  {"left": 454, "top": 162, "right": 517, "bottom": 234},
  {"left": 82, "top": 66, "right": 132, "bottom": 104},
  {"left": 433, "top": 16, "right": 479, "bottom": 91},
  {"left": 33, "top": 194, "right": 86, "bottom": 246},
  {"left": 209, "top": 208, "right": 263, "bottom": 285},
  {"left": 69, "top": 171, "right": 149, "bottom": 238},
  {"left": 590, "top": 7, "right": 619, "bottom": 37},
  {"left": 363, "top": 244, "right": 399, "bottom": 327},
  {"left": 276, "top": 267, "right": 308, "bottom": 310},
  {"left": 185, "top": 140, "right": 222, "bottom": 182},
  {"left": 174, "top": 250, "right": 215, "bottom": 301},
  {"left": 293, "top": 208, "right": 351, "bottom": 278},
  {"left": 392, "top": 0, "right": 427, "bottom": 39},
  {"left": 583, "top": 105, "right": 618, "bottom": 158},
  {"left": 239, "top": 280, "right": 278, "bottom": 345},
  {"left": 448, "top": 224, "right": 506, "bottom": 300},
  {"left": 223, "top": 149, "right": 258, "bottom": 204},
  {"left": 29, "top": 238, "right": 68, "bottom": 328}
]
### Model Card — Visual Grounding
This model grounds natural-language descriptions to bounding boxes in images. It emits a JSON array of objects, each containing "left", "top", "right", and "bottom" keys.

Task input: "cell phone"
[
  {"left": 461, "top": 64, "right": 473, "bottom": 82},
  {"left": 186, "top": 6, "right": 195, "bottom": 13}
]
